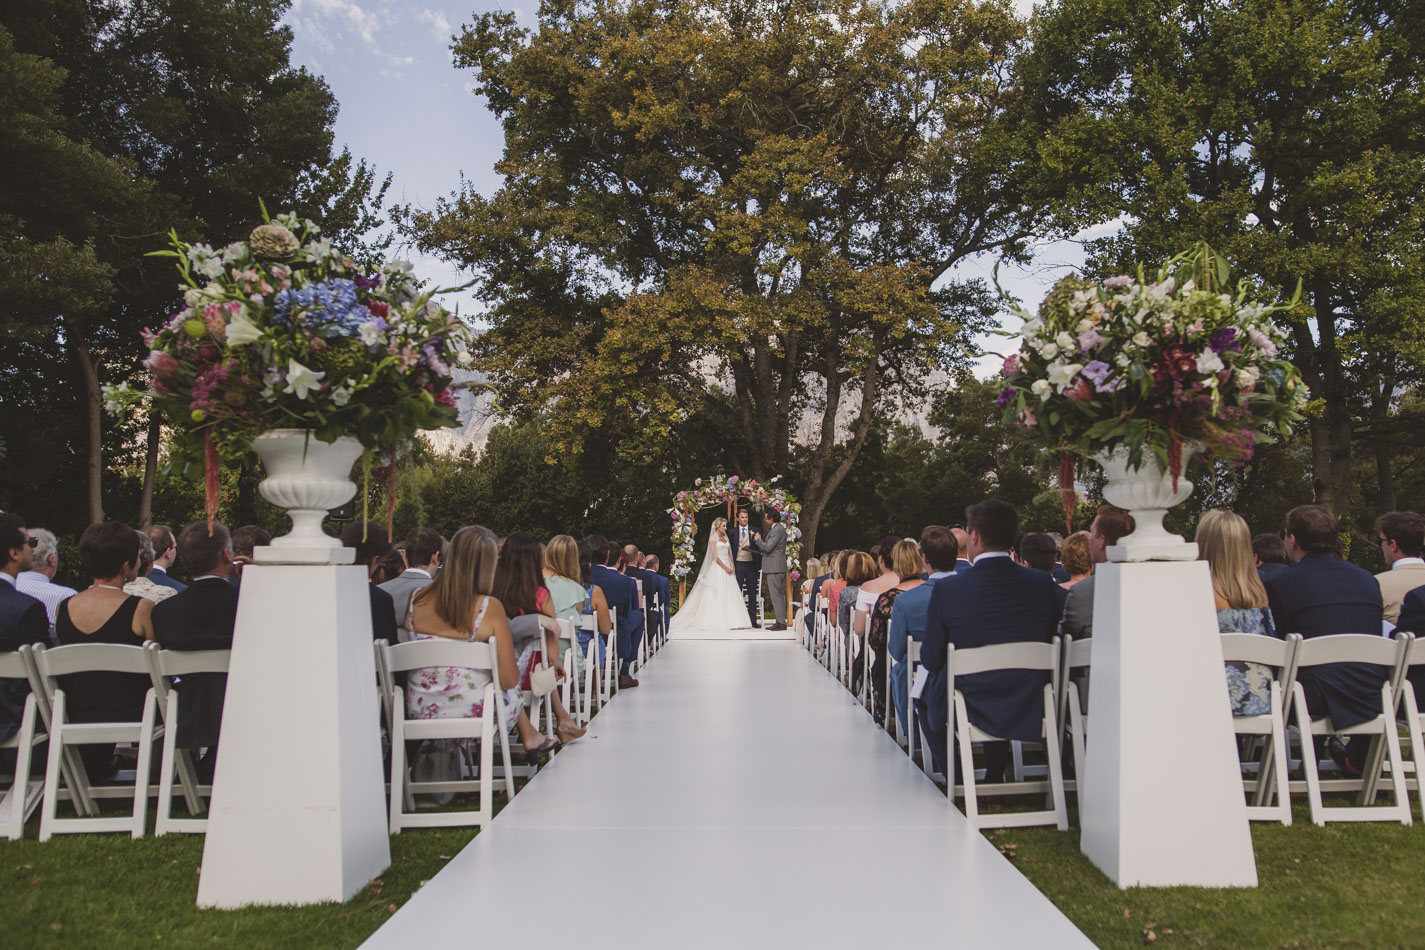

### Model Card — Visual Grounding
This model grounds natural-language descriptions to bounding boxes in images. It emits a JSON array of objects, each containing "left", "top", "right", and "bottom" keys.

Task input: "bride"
[{"left": 669, "top": 517, "right": 753, "bottom": 634}]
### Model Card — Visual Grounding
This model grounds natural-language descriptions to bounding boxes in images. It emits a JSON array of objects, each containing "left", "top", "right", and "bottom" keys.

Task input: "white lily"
[
  {"left": 1031, "top": 379, "right": 1052, "bottom": 400},
  {"left": 1196, "top": 349, "right": 1225, "bottom": 374},
  {"left": 283, "top": 358, "right": 326, "bottom": 400},
  {"left": 226, "top": 311, "right": 264, "bottom": 346},
  {"left": 1047, "top": 360, "right": 1084, "bottom": 391}
]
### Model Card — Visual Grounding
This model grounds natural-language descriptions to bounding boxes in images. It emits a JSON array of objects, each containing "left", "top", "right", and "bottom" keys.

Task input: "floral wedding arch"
[{"left": 668, "top": 475, "right": 803, "bottom": 606}]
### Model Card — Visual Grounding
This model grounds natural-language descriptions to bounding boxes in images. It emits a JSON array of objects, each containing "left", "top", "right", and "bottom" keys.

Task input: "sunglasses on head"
[{"left": 24, "top": 537, "right": 37, "bottom": 548}]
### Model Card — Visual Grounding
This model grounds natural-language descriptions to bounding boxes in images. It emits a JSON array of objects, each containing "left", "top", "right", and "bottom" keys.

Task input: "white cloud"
[
  {"left": 288, "top": 0, "right": 408, "bottom": 67},
  {"left": 419, "top": 8, "right": 453, "bottom": 45}
]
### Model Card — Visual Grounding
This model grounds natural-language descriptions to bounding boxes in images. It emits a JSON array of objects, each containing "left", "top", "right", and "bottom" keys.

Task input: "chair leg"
[
  {"left": 156, "top": 691, "right": 180, "bottom": 836},
  {"left": 1379, "top": 686, "right": 1412, "bottom": 825},
  {"left": 388, "top": 693, "right": 406, "bottom": 834},
  {"left": 479, "top": 686, "right": 495, "bottom": 827},
  {"left": 5, "top": 697, "right": 38, "bottom": 840},
  {"left": 1041, "top": 685, "right": 1069, "bottom": 831},
  {"left": 1292, "top": 685, "right": 1326, "bottom": 827},
  {"left": 1067, "top": 690, "right": 1086, "bottom": 790},
  {"left": 493, "top": 688, "right": 517, "bottom": 800},
  {"left": 131, "top": 692, "right": 158, "bottom": 838},
  {"left": 955, "top": 694, "right": 978, "bottom": 826},
  {"left": 39, "top": 693, "right": 68, "bottom": 843},
  {"left": 1405, "top": 690, "right": 1425, "bottom": 819},
  {"left": 1269, "top": 684, "right": 1292, "bottom": 826}
]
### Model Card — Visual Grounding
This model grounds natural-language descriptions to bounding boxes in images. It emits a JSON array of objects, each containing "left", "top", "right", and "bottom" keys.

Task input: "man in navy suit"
[
  {"left": 587, "top": 535, "right": 644, "bottom": 688},
  {"left": 729, "top": 509, "right": 761, "bottom": 626},
  {"left": 152, "top": 521, "right": 241, "bottom": 781},
  {"left": 623, "top": 544, "right": 662, "bottom": 642},
  {"left": 145, "top": 525, "right": 187, "bottom": 593},
  {"left": 1394, "top": 586, "right": 1425, "bottom": 707},
  {"left": 915, "top": 500, "right": 1060, "bottom": 779},
  {"left": 642, "top": 554, "right": 672, "bottom": 641},
  {"left": 0, "top": 514, "right": 49, "bottom": 751},
  {"left": 1264, "top": 505, "right": 1385, "bottom": 776}
]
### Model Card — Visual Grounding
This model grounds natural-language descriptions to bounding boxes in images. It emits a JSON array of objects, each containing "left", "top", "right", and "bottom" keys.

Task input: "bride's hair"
[{"left": 711, "top": 517, "right": 728, "bottom": 533}]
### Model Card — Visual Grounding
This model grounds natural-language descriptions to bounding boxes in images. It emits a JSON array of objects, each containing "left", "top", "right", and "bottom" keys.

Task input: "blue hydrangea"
[{"left": 273, "top": 279, "right": 368, "bottom": 336}]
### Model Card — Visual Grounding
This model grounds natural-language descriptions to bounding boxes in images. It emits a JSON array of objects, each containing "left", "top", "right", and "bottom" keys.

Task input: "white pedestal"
[
  {"left": 1078, "top": 560, "right": 1258, "bottom": 887},
  {"left": 197, "top": 565, "right": 390, "bottom": 908}
]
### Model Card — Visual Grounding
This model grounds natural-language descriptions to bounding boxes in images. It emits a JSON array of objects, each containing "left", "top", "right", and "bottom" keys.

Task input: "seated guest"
[
  {"left": 379, "top": 527, "right": 443, "bottom": 642},
  {"left": 1058, "top": 531, "right": 1093, "bottom": 592},
  {"left": 144, "top": 525, "right": 186, "bottom": 593},
  {"left": 587, "top": 534, "right": 644, "bottom": 689},
  {"left": 1047, "top": 532, "right": 1070, "bottom": 583},
  {"left": 1252, "top": 533, "right": 1291, "bottom": 586},
  {"left": 1265, "top": 504, "right": 1385, "bottom": 776},
  {"left": 854, "top": 538, "right": 902, "bottom": 639},
  {"left": 642, "top": 554, "right": 671, "bottom": 638},
  {"left": 808, "top": 551, "right": 838, "bottom": 620},
  {"left": 54, "top": 521, "right": 156, "bottom": 782},
  {"left": 572, "top": 541, "right": 614, "bottom": 674},
  {"left": 123, "top": 530, "right": 179, "bottom": 605},
  {"left": 822, "top": 552, "right": 850, "bottom": 634},
  {"left": 795, "top": 557, "right": 823, "bottom": 639},
  {"left": 1059, "top": 504, "right": 1135, "bottom": 639},
  {"left": 339, "top": 523, "right": 398, "bottom": 644},
  {"left": 494, "top": 533, "right": 585, "bottom": 743},
  {"left": 1394, "top": 586, "right": 1425, "bottom": 708},
  {"left": 888, "top": 526, "right": 959, "bottom": 735},
  {"left": 624, "top": 544, "right": 662, "bottom": 643},
  {"left": 17, "top": 527, "right": 78, "bottom": 624},
  {"left": 915, "top": 500, "right": 1060, "bottom": 779},
  {"left": 1197, "top": 510, "right": 1277, "bottom": 717},
  {"left": 1375, "top": 511, "right": 1425, "bottom": 624},
  {"left": 227, "top": 525, "right": 271, "bottom": 588},
  {"left": 1, "top": 515, "right": 50, "bottom": 751},
  {"left": 950, "top": 527, "right": 972, "bottom": 573},
  {"left": 372, "top": 548, "right": 408, "bottom": 585},
  {"left": 838, "top": 552, "right": 877, "bottom": 693},
  {"left": 868, "top": 541, "right": 925, "bottom": 725},
  {"left": 151, "top": 521, "right": 240, "bottom": 781},
  {"left": 1015, "top": 531, "right": 1068, "bottom": 616},
  {"left": 405, "top": 525, "right": 556, "bottom": 764},
  {"left": 544, "top": 535, "right": 595, "bottom": 680}
]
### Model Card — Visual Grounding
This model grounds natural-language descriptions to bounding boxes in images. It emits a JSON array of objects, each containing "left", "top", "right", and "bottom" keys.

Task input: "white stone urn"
[
  {"left": 251, "top": 428, "right": 362, "bottom": 564},
  {"left": 1093, "top": 443, "right": 1201, "bottom": 562}
]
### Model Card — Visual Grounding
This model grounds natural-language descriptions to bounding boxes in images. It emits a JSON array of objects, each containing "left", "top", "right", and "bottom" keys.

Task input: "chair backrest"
[
  {"left": 35, "top": 642, "right": 153, "bottom": 684},
  {"left": 0, "top": 648, "right": 29, "bottom": 679},
  {"left": 382, "top": 637, "right": 496, "bottom": 675},
  {"left": 1292, "top": 633, "right": 1403, "bottom": 669},
  {"left": 1062, "top": 635, "right": 1091, "bottom": 672},
  {"left": 556, "top": 618, "right": 575, "bottom": 640},
  {"left": 907, "top": 639, "right": 922, "bottom": 663},
  {"left": 153, "top": 646, "right": 231, "bottom": 676},
  {"left": 1219, "top": 632, "right": 1297, "bottom": 669},
  {"left": 1405, "top": 632, "right": 1425, "bottom": 668},
  {"left": 949, "top": 640, "right": 1058, "bottom": 678},
  {"left": 580, "top": 613, "right": 596, "bottom": 633}
]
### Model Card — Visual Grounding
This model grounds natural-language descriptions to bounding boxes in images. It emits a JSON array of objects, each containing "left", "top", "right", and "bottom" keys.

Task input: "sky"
[{"left": 284, "top": 0, "right": 1098, "bottom": 376}]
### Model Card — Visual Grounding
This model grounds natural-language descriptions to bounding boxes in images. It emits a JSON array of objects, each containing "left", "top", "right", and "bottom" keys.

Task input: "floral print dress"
[
  {"left": 1218, "top": 606, "right": 1277, "bottom": 717},
  {"left": 404, "top": 594, "right": 531, "bottom": 728}
]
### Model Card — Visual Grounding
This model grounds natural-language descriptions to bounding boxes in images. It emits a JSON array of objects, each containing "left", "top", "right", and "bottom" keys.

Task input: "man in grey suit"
[
  {"left": 378, "top": 527, "right": 443, "bottom": 641},
  {"left": 753, "top": 509, "right": 789, "bottom": 631}
]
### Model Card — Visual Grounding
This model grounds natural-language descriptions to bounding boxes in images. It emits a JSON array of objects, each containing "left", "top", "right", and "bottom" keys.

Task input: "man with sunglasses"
[
  {"left": 1375, "top": 511, "right": 1425, "bottom": 625},
  {"left": 0, "top": 514, "right": 51, "bottom": 747}
]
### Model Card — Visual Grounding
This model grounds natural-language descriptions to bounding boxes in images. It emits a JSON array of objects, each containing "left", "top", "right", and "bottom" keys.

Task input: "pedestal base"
[
  {"left": 1078, "top": 560, "right": 1257, "bottom": 888},
  {"left": 197, "top": 565, "right": 390, "bottom": 908}
]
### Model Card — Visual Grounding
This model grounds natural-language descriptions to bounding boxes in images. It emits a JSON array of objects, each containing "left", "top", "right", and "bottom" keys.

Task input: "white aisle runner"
[{"left": 362, "top": 628, "right": 1092, "bottom": 949}]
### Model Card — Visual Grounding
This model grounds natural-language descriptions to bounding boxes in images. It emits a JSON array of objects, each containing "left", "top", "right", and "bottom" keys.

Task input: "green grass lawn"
[
  {"left": 994, "top": 801, "right": 1425, "bottom": 949},
  {"left": 2, "top": 797, "right": 1422, "bottom": 948}
]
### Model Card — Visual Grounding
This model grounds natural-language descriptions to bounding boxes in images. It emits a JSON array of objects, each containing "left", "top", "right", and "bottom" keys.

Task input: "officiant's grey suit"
[{"left": 755, "top": 522, "right": 788, "bottom": 626}]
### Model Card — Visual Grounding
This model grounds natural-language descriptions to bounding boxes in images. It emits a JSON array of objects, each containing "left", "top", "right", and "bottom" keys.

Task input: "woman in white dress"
[{"left": 669, "top": 517, "right": 753, "bottom": 634}]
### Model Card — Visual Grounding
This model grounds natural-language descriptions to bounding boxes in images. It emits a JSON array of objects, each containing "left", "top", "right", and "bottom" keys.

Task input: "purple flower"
[
  {"left": 1103, "top": 275, "right": 1132, "bottom": 289},
  {"left": 1082, "top": 360, "right": 1112, "bottom": 388},
  {"left": 1078, "top": 328, "right": 1105, "bottom": 353},
  {"left": 1209, "top": 327, "right": 1242, "bottom": 355},
  {"left": 355, "top": 272, "right": 383, "bottom": 291},
  {"left": 729, "top": 475, "right": 740, "bottom": 486},
  {"left": 996, "top": 386, "right": 1016, "bottom": 408}
]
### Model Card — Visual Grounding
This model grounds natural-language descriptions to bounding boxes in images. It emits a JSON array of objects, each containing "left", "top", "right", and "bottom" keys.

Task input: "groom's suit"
[
  {"left": 730, "top": 522, "right": 761, "bottom": 626},
  {"left": 754, "top": 521, "right": 789, "bottom": 626}
]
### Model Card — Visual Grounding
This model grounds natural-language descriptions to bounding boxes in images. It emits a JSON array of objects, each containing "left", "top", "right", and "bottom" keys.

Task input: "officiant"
[{"left": 730, "top": 508, "right": 761, "bottom": 628}]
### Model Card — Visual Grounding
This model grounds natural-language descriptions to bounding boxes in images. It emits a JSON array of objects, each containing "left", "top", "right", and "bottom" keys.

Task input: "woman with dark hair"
[
  {"left": 868, "top": 541, "right": 926, "bottom": 723},
  {"left": 54, "top": 521, "right": 156, "bottom": 780},
  {"left": 493, "top": 533, "right": 586, "bottom": 743}
]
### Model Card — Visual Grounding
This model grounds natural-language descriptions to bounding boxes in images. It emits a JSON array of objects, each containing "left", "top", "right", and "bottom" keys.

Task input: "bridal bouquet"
[
  {"left": 109, "top": 208, "right": 473, "bottom": 464},
  {"left": 996, "top": 246, "right": 1308, "bottom": 485}
]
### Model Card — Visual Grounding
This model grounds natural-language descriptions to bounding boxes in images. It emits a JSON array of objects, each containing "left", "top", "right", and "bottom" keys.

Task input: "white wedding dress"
[{"left": 669, "top": 529, "right": 753, "bottom": 635}]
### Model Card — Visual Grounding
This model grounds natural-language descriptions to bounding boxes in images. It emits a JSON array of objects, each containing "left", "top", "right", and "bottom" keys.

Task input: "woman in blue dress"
[{"left": 1196, "top": 509, "right": 1277, "bottom": 716}]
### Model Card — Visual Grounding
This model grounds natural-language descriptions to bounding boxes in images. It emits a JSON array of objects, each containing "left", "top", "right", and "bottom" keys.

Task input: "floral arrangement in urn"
[
  {"left": 997, "top": 246, "right": 1309, "bottom": 491},
  {"left": 107, "top": 207, "right": 473, "bottom": 538},
  {"left": 668, "top": 475, "right": 802, "bottom": 580}
]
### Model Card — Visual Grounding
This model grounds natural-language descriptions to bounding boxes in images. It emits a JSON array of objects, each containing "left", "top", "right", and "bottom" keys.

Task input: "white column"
[
  {"left": 1078, "top": 560, "right": 1258, "bottom": 887},
  {"left": 197, "top": 563, "right": 390, "bottom": 908}
]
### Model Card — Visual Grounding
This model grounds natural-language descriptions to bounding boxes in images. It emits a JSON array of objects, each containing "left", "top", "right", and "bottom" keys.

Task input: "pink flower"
[
  {"left": 1064, "top": 377, "right": 1094, "bottom": 402},
  {"left": 433, "top": 388, "right": 455, "bottom": 407},
  {"left": 1002, "top": 353, "right": 1020, "bottom": 375},
  {"left": 1017, "top": 407, "right": 1037, "bottom": 427},
  {"left": 145, "top": 350, "right": 178, "bottom": 377}
]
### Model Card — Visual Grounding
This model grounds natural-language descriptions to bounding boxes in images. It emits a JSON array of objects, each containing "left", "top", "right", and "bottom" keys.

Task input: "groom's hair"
[{"left": 763, "top": 508, "right": 781, "bottom": 524}]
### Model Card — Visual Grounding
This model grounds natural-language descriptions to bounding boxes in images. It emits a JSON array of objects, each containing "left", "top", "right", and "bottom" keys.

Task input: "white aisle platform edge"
[
  {"left": 1079, "top": 560, "right": 1258, "bottom": 887},
  {"left": 197, "top": 564, "right": 390, "bottom": 908}
]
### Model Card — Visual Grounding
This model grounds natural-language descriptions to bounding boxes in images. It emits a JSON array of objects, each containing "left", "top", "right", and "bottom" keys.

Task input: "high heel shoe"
[
  {"left": 524, "top": 736, "right": 560, "bottom": 767},
  {"left": 556, "top": 720, "right": 587, "bottom": 743}
]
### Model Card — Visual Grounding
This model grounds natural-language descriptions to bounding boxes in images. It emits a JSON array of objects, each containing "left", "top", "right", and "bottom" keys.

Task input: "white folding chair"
[
  {"left": 1219, "top": 632, "right": 1299, "bottom": 825},
  {"left": 35, "top": 643, "right": 161, "bottom": 839},
  {"left": 947, "top": 640, "right": 1068, "bottom": 831},
  {"left": 1287, "top": 633, "right": 1412, "bottom": 826},
  {"left": 143, "top": 642, "right": 231, "bottom": 834},
  {"left": 1060, "top": 635, "right": 1091, "bottom": 792},
  {"left": 373, "top": 640, "right": 416, "bottom": 813},
  {"left": 555, "top": 618, "right": 577, "bottom": 723},
  {"left": 380, "top": 638, "right": 517, "bottom": 832},
  {"left": 1396, "top": 633, "right": 1425, "bottom": 816},
  {"left": 599, "top": 607, "right": 619, "bottom": 706},
  {"left": 578, "top": 614, "right": 600, "bottom": 721},
  {"left": 633, "top": 580, "right": 647, "bottom": 673},
  {"left": 0, "top": 646, "right": 46, "bottom": 839},
  {"left": 906, "top": 640, "right": 935, "bottom": 779}
]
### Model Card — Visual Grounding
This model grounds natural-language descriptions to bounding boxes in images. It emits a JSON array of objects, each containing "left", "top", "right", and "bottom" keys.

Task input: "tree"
[
  {"left": 1021, "top": 0, "right": 1425, "bottom": 523},
  {"left": 399, "top": 0, "right": 1108, "bottom": 553}
]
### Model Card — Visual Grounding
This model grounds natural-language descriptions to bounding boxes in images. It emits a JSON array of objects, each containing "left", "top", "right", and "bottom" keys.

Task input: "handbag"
[{"left": 529, "top": 662, "right": 559, "bottom": 698}]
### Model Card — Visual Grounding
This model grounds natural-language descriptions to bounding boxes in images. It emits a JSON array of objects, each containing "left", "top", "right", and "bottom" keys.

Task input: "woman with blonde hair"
[
  {"left": 668, "top": 515, "right": 750, "bottom": 633},
  {"left": 1196, "top": 509, "right": 1276, "bottom": 717},
  {"left": 404, "top": 525, "right": 558, "bottom": 763},
  {"left": 1058, "top": 531, "right": 1093, "bottom": 590},
  {"left": 867, "top": 540, "right": 926, "bottom": 721}
]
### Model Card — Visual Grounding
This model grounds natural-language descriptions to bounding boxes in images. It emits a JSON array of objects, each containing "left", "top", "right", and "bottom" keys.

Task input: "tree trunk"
[
  {"left": 68, "top": 325, "right": 104, "bottom": 524},
  {"left": 1376, "top": 442, "right": 1397, "bottom": 515},
  {"left": 137, "top": 412, "right": 161, "bottom": 527}
]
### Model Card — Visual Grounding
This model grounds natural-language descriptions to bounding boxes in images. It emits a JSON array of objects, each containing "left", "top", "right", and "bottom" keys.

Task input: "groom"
[
  {"left": 730, "top": 509, "right": 761, "bottom": 627},
  {"left": 753, "top": 509, "right": 788, "bottom": 631}
]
